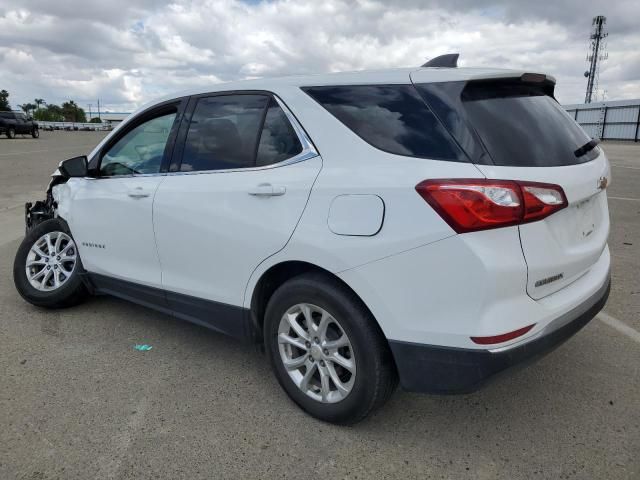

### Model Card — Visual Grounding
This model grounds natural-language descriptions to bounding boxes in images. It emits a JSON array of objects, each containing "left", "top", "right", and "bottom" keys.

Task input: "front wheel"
[
  {"left": 32, "top": 128, "right": 39, "bottom": 138},
  {"left": 264, "top": 273, "right": 397, "bottom": 424},
  {"left": 13, "top": 218, "right": 88, "bottom": 308},
  {"left": 7, "top": 127, "right": 16, "bottom": 139}
]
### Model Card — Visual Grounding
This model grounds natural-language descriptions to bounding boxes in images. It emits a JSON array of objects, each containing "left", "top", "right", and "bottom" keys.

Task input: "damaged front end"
[{"left": 24, "top": 155, "right": 88, "bottom": 233}]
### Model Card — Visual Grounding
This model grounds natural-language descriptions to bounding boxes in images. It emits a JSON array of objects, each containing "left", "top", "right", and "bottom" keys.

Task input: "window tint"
[
  {"left": 0, "top": 112, "right": 13, "bottom": 119},
  {"left": 461, "top": 83, "right": 597, "bottom": 166},
  {"left": 302, "top": 85, "right": 465, "bottom": 161},
  {"left": 181, "top": 95, "right": 269, "bottom": 172},
  {"left": 100, "top": 111, "right": 176, "bottom": 176},
  {"left": 416, "top": 81, "right": 598, "bottom": 167},
  {"left": 256, "top": 99, "right": 303, "bottom": 166}
]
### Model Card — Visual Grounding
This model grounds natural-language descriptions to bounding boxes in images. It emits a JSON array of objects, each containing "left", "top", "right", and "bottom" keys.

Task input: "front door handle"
[
  {"left": 248, "top": 183, "right": 286, "bottom": 197},
  {"left": 128, "top": 187, "right": 150, "bottom": 199}
]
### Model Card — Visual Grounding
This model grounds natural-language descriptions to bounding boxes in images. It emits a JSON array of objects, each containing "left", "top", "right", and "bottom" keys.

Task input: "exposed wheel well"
[{"left": 249, "top": 261, "right": 386, "bottom": 346}]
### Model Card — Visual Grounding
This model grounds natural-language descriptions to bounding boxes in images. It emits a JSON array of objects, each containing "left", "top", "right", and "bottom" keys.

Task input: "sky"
[{"left": 1, "top": 0, "right": 638, "bottom": 113}]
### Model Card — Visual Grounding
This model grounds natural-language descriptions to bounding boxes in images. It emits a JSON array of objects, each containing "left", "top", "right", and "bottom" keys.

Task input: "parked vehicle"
[
  {"left": 0, "top": 111, "right": 39, "bottom": 138},
  {"left": 13, "top": 57, "right": 611, "bottom": 424}
]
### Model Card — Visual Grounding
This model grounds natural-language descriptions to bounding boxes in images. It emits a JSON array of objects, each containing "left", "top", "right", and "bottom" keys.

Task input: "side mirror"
[{"left": 59, "top": 156, "right": 88, "bottom": 178}]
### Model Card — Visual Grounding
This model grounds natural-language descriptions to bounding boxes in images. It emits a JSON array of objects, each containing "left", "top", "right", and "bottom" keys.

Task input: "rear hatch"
[{"left": 413, "top": 73, "right": 611, "bottom": 299}]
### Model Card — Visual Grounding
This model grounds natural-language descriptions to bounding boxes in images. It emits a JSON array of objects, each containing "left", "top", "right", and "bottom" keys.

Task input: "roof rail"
[{"left": 421, "top": 53, "right": 459, "bottom": 68}]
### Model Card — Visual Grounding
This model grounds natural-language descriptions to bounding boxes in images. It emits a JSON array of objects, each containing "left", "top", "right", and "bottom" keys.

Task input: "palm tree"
[
  {"left": 19, "top": 103, "right": 36, "bottom": 115},
  {"left": 34, "top": 98, "right": 45, "bottom": 111}
]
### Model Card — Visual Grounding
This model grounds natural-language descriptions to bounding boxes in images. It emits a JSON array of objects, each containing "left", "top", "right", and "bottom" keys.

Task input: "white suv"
[{"left": 14, "top": 62, "right": 611, "bottom": 424}]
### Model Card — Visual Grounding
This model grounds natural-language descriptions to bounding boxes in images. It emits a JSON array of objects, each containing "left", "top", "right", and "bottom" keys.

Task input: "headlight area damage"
[{"left": 25, "top": 155, "right": 88, "bottom": 233}]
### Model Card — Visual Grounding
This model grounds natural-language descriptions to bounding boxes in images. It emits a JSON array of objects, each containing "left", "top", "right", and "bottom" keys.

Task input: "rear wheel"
[
  {"left": 13, "top": 219, "right": 88, "bottom": 308},
  {"left": 32, "top": 127, "right": 39, "bottom": 138},
  {"left": 7, "top": 127, "right": 16, "bottom": 139},
  {"left": 264, "top": 273, "right": 397, "bottom": 424}
]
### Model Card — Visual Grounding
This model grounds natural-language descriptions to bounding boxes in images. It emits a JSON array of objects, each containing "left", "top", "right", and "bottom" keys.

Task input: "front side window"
[
  {"left": 181, "top": 95, "right": 269, "bottom": 172},
  {"left": 100, "top": 111, "right": 177, "bottom": 176},
  {"left": 302, "top": 84, "right": 465, "bottom": 162}
]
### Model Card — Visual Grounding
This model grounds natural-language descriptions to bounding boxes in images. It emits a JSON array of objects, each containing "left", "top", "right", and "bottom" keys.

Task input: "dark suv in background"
[{"left": 0, "top": 112, "right": 39, "bottom": 139}]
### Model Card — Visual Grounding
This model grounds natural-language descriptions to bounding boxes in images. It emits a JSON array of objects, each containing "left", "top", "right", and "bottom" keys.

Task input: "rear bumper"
[{"left": 389, "top": 276, "right": 610, "bottom": 394}]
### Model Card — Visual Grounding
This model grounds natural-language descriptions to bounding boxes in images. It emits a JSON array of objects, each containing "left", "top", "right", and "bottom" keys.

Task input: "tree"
[
  {"left": 0, "top": 89, "right": 10, "bottom": 111},
  {"left": 20, "top": 103, "right": 36, "bottom": 116},
  {"left": 34, "top": 104, "right": 64, "bottom": 122},
  {"left": 61, "top": 101, "right": 87, "bottom": 123},
  {"left": 89, "top": 117, "right": 102, "bottom": 123},
  {"left": 34, "top": 98, "right": 45, "bottom": 111}
]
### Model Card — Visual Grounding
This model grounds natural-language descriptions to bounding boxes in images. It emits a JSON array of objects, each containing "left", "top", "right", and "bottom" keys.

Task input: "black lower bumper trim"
[{"left": 389, "top": 277, "right": 611, "bottom": 394}]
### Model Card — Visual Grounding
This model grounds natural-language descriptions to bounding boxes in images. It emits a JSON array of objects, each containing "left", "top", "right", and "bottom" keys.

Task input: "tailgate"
[
  {"left": 413, "top": 74, "right": 612, "bottom": 299},
  {"left": 476, "top": 153, "right": 611, "bottom": 299}
]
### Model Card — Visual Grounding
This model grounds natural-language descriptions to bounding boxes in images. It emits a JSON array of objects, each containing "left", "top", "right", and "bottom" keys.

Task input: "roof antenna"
[{"left": 422, "top": 53, "right": 459, "bottom": 68}]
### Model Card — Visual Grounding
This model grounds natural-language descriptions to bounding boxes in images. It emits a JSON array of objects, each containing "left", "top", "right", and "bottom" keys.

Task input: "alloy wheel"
[
  {"left": 25, "top": 231, "right": 78, "bottom": 292},
  {"left": 278, "top": 303, "right": 356, "bottom": 403}
]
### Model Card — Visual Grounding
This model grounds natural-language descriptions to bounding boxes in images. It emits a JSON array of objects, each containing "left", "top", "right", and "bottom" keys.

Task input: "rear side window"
[
  {"left": 302, "top": 85, "right": 465, "bottom": 162},
  {"left": 416, "top": 81, "right": 599, "bottom": 167},
  {"left": 0, "top": 112, "right": 14, "bottom": 119},
  {"left": 181, "top": 95, "right": 269, "bottom": 172},
  {"left": 256, "top": 98, "right": 303, "bottom": 166}
]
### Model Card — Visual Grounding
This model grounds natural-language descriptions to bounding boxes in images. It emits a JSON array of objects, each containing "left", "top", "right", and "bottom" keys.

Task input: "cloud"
[{"left": 0, "top": 0, "right": 637, "bottom": 112}]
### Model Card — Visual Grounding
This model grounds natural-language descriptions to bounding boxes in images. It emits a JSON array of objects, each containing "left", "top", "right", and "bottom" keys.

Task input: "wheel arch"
[{"left": 248, "top": 260, "right": 389, "bottom": 347}]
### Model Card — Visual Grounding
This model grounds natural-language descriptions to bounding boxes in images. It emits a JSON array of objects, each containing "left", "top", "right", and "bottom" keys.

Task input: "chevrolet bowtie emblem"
[{"left": 597, "top": 176, "right": 608, "bottom": 191}]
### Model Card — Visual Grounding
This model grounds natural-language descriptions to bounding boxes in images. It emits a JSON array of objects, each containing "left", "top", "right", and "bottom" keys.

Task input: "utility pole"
[
  {"left": 97, "top": 99, "right": 101, "bottom": 121},
  {"left": 88, "top": 104, "right": 92, "bottom": 120},
  {"left": 584, "top": 15, "right": 608, "bottom": 104}
]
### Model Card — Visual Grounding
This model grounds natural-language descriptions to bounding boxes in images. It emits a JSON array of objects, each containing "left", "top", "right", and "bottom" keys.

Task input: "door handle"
[
  {"left": 128, "top": 187, "right": 150, "bottom": 199},
  {"left": 248, "top": 183, "right": 286, "bottom": 197}
]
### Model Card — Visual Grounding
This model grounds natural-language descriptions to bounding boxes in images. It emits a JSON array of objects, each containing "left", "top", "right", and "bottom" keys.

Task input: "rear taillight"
[{"left": 415, "top": 179, "right": 567, "bottom": 233}]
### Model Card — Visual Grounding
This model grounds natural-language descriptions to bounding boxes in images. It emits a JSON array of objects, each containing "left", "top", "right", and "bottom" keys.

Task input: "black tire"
[
  {"left": 32, "top": 128, "right": 39, "bottom": 138},
  {"left": 13, "top": 218, "right": 88, "bottom": 309},
  {"left": 7, "top": 127, "right": 16, "bottom": 139},
  {"left": 264, "top": 272, "right": 397, "bottom": 424}
]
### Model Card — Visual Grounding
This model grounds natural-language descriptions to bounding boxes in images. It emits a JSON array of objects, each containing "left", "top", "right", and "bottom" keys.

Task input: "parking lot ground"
[{"left": 1, "top": 133, "right": 639, "bottom": 479}]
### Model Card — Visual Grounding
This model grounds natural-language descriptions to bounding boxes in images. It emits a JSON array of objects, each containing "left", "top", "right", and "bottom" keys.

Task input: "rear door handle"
[
  {"left": 248, "top": 183, "right": 286, "bottom": 197},
  {"left": 128, "top": 187, "right": 150, "bottom": 199}
]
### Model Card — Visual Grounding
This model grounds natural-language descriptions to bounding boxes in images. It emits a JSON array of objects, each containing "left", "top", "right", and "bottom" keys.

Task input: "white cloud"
[{"left": 0, "top": 0, "right": 637, "bottom": 112}]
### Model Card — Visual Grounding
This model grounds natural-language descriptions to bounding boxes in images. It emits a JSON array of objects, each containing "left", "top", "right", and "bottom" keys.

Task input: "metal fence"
[{"left": 565, "top": 99, "right": 640, "bottom": 142}]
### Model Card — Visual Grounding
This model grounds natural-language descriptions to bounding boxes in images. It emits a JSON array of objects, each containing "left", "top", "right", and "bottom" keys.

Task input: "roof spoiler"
[{"left": 421, "top": 53, "right": 459, "bottom": 68}]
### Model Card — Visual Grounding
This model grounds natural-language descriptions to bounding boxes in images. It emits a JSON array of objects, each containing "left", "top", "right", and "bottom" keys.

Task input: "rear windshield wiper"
[{"left": 574, "top": 139, "right": 599, "bottom": 158}]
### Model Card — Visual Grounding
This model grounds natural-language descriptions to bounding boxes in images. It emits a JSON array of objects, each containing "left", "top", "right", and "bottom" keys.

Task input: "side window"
[
  {"left": 303, "top": 85, "right": 465, "bottom": 162},
  {"left": 256, "top": 98, "right": 303, "bottom": 166},
  {"left": 181, "top": 95, "right": 269, "bottom": 172},
  {"left": 100, "top": 111, "right": 177, "bottom": 177}
]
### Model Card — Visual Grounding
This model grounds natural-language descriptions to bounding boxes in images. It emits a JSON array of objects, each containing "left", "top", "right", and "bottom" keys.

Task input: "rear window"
[
  {"left": 416, "top": 81, "right": 599, "bottom": 167},
  {"left": 302, "top": 85, "right": 465, "bottom": 162}
]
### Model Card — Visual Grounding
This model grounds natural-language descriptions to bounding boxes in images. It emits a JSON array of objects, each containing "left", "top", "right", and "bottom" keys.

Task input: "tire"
[
  {"left": 32, "top": 128, "right": 39, "bottom": 138},
  {"left": 13, "top": 218, "right": 88, "bottom": 309},
  {"left": 7, "top": 127, "right": 16, "bottom": 139},
  {"left": 264, "top": 272, "right": 397, "bottom": 424}
]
